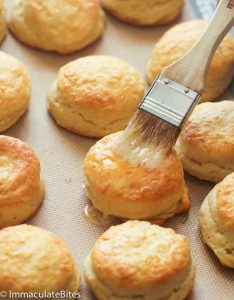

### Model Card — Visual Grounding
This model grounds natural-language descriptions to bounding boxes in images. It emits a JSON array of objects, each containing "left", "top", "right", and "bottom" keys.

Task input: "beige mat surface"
[{"left": 2, "top": 1, "right": 234, "bottom": 299}]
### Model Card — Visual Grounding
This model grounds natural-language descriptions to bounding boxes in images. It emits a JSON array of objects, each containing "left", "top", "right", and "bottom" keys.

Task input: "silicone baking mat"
[{"left": 2, "top": 1, "right": 234, "bottom": 299}]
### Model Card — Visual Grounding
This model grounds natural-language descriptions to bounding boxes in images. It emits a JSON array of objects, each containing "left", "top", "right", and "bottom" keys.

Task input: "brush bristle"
[
  {"left": 123, "top": 109, "right": 180, "bottom": 154},
  {"left": 112, "top": 109, "right": 181, "bottom": 169}
]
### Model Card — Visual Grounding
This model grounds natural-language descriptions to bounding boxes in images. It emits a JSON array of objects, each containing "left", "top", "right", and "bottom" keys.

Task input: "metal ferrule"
[{"left": 139, "top": 75, "right": 201, "bottom": 128}]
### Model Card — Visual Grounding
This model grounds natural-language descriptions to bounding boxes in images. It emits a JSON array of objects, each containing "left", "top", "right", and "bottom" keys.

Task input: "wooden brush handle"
[{"left": 162, "top": 0, "right": 234, "bottom": 94}]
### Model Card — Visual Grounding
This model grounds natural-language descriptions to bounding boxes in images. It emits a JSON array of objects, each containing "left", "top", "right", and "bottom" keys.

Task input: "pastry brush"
[{"left": 118, "top": 0, "right": 234, "bottom": 168}]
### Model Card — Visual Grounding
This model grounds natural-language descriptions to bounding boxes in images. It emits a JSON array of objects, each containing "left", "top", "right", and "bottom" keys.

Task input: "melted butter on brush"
[
  {"left": 112, "top": 133, "right": 168, "bottom": 169},
  {"left": 112, "top": 110, "right": 178, "bottom": 169}
]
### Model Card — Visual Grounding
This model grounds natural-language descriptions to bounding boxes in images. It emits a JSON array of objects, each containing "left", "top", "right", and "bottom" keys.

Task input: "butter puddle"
[{"left": 84, "top": 204, "right": 119, "bottom": 227}]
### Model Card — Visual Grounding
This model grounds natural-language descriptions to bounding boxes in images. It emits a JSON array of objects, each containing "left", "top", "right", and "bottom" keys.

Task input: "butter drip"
[
  {"left": 84, "top": 204, "right": 119, "bottom": 227},
  {"left": 83, "top": 183, "right": 119, "bottom": 226}
]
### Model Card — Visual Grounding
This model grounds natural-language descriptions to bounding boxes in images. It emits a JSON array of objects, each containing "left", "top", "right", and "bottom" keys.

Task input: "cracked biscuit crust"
[
  {"left": 84, "top": 131, "right": 190, "bottom": 222},
  {"left": 0, "top": 136, "right": 44, "bottom": 228},
  {"left": 146, "top": 20, "right": 234, "bottom": 102},
  {"left": 199, "top": 173, "right": 234, "bottom": 268},
  {"left": 0, "top": 51, "right": 31, "bottom": 132},
  {"left": 47, "top": 56, "right": 144, "bottom": 137},
  {"left": 0, "top": 225, "right": 80, "bottom": 293},
  {"left": 176, "top": 101, "right": 234, "bottom": 183},
  {"left": 84, "top": 221, "right": 195, "bottom": 300},
  {"left": 101, "top": 0, "right": 184, "bottom": 26},
  {"left": 9, "top": 0, "right": 105, "bottom": 54}
]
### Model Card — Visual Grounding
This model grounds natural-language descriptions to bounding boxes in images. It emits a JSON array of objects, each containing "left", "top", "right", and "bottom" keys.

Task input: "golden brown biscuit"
[
  {"left": 9, "top": 0, "right": 105, "bottom": 54},
  {"left": 200, "top": 173, "right": 234, "bottom": 268},
  {"left": 101, "top": 0, "right": 184, "bottom": 26},
  {"left": 0, "top": 51, "right": 31, "bottom": 132},
  {"left": 84, "top": 220, "right": 195, "bottom": 300},
  {"left": 0, "top": 135, "right": 44, "bottom": 229},
  {"left": 146, "top": 20, "right": 234, "bottom": 102},
  {"left": 48, "top": 56, "right": 145, "bottom": 138},
  {"left": 0, "top": 224, "right": 80, "bottom": 296},
  {"left": 0, "top": 0, "right": 6, "bottom": 43},
  {"left": 84, "top": 131, "right": 190, "bottom": 224},
  {"left": 176, "top": 101, "right": 234, "bottom": 183}
]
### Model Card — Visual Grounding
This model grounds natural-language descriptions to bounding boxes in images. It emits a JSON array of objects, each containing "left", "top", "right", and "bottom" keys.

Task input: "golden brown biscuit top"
[
  {"left": 181, "top": 101, "right": 234, "bottom": 162},
  {"left": 148, "top": 20, "right": 234, "bottom": 80},
  {"left": 84, "top": 132, "right": 184, "bottom": 203},
  {"left": 0, "top": 51, "right": 30, "bottom": 113},
  {"left": 0, "top": 136, "right": 40, "bottom": 206},
  {"left": 57, "top": 56, "right": 144, "bottom": 116},
  {"left": 92, "top": 221, "right": 190, "bottom": 291},
  {"left": 0, "top": 225, "right": 76, "bottom": 291},
  {"left": 12, "top": 0, "right": 102, "bottom": 46},
  {"left": 217, "top": 173, "right": 234, "bottom": 231}
]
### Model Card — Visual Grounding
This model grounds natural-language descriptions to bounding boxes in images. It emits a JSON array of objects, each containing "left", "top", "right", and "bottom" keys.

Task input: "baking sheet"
[{"left": 2, "top": 0, "right": 234, "bottom": 299}]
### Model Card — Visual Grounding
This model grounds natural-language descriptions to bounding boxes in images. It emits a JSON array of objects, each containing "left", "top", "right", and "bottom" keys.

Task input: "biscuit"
[
  {"left": 48, "top": 56, "right": 145, "bottom": 138},
  {"left": 0, "top": 51, "right": 31, "bottom": 132},
  {"left": 146, "top": 20, "right": 234, "bottom": 102},
  {"left": 200, "top": 173, "right": 234, "bottom": 268},
  {"left": 0, "top": 224, "right": 80, "bottom": 295},
  {"left": 176, "top": 101, "right": 234, "bottom": 183},
  {"left": 0, "top": 0, "right": 6, "bottom": 43},
  {"left": 101, "top": 0, "right": 184, "bottom": 26},
  {"left": 9, "top": 0, "right": 105, "bottom": 54},
  {"left": 84, "top": 131, "right": 190, "bottom": 224},
  {"left": 84, "top": 220, "right": 195, "bottom": 300},
  {"left": 0, "top": 135, "right": 44, "bottom": 229}
]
